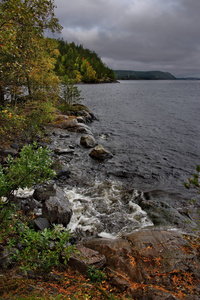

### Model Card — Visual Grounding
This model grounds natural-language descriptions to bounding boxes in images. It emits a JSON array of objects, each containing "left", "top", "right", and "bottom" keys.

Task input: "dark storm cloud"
[{"left": 54, "top": 0, "right": 200, "bottom": 77}]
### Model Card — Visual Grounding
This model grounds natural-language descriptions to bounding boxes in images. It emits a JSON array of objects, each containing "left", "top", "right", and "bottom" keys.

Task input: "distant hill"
[{"left": 114, "top": 70, "right": 176, "bottom": 80}]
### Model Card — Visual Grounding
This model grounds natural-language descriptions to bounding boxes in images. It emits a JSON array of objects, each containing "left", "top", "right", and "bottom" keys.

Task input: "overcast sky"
[{"left": 54, "top": 0, "right": 200, "bottom": 77}]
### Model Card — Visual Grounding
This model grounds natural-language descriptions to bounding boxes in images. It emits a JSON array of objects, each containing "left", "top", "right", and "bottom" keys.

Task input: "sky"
[{"left": 53, "top": 0, "right": 200, "bottom": 77}]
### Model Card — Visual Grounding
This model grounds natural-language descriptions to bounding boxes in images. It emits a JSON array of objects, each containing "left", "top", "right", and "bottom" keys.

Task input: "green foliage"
[
  {"left": 184, "top": 165, "right": 200, "bottom": 191},
  {"left": 0, "top": 201, "right": 17, "bottom": 243},
  {"left": 0, "top": 100, "right": 56, "bottom": 143},
  {"left": 87, "top": 266, "right": 106, "bottom": 283},
  {"left": 23, "top": 100, "right": 56, "bottom": 141},
  {"left": 11, "top": 224, "right": 74, "bottom": 273},
  {"left": 0, "top": 105, "right": 26, "bottom": 142},
  {"left": 55, "top": 39, "right": 115, "bottom": 83},
  {"left": 0, "top": 0, "right": 61, "bottom": 105},
  {"left": 0, "top": 202, "right": 74, "bottom": 273},
  {"left": 57, "top": 78, "right": 83, "bottom": 113},
  {"left": 0, "top": 142, "right": 56, "bottom": 200}
]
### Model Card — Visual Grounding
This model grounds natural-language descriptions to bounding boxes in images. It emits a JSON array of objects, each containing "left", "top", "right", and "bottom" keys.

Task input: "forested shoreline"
[
  {"left": 1, "top": 1, "right": 200, "bottom": 299},
  {"left": 114, "top": 70, "right": 176, "bottom": 80},
  {"left": 55, "top": 39, "right": 115, "bottom": 83}
]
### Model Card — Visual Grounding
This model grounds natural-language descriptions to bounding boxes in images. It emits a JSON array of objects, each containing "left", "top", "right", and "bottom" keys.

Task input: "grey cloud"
[{"left": 54, "top": 0, "right": 200, "bottom": 77}]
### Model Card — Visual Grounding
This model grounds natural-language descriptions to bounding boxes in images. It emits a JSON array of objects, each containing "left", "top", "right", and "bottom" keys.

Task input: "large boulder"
[
  {"left": 34, "top": 217, "right": 50, "bottom": 231},
  {"left": 57, "top": 117, "right": 92, "bottom": 134},
  {"left": 84, "top": 229, "right": 200, "bottom": 299},
  {"left": 67, "top": 245, "right": 106, "bottom": 275},
  {"left": 33, "top": 184, "right": 72, "bottom": 226},
  {"left": 33, "top": 183, "right": 57, "bottom": 202},
  {"left": 138, "top": 198, "right": 196, "bottom": 229},
  {"left": 63, "top": 106, "right": 97, "bottom": 123},
  {"left": 89, "top": 144, "right": 113, "bottom": 160},
  {"left": 80, "top": 134, "right": 97, "bottom": 148}
]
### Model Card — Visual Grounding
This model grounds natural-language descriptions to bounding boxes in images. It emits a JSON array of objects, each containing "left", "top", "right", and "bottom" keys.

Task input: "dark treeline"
[
  {"left": 114, "top": 70, "right": 176, "bottom": 80},
  {"left": 54, "top": 39, "right": 115, "bottom": 83}
]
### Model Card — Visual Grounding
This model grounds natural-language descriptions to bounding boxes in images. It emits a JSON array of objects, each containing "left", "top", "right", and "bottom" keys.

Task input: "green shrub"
[
  {"left": 58, "top": 78, "right": 83, "bottom": 114},
  {"left": 184, "top": 165, "right": 200, "bottom": 191},
  {"left": 87, "top": 266, "right": 106, "bottom": 283},
  {"left": 0, "top": 202, "right": 74, "bottom": 273},
  {"left": 0, "top": 142, "right": 56, "bottom": 200},
  {"left": 0, "top": 106, "right": 26, "bottom": 143},
  {"left": 23, "top": 100, "right": 56, "bottom": 141},
  {"left": 11, "top": 223, "right": 74, "bottom": 273}
]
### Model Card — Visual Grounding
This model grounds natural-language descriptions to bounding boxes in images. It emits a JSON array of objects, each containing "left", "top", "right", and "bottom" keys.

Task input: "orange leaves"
[{"left": 127, "top": 254, "right": 137, "bottom": 268}]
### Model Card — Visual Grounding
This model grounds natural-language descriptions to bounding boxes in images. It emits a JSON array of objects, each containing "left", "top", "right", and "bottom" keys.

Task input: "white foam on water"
[
  {"left": 98, "top": 232, "right": 116, "bottom": 239},
  {"left": 14, "top": 188, "right": 34, "bottom": 198},
  {"left": 65, "top": 180, "right": 153, "bottom": 237}
]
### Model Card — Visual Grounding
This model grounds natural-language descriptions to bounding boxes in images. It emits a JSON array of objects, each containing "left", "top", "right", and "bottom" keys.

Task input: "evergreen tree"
[{"left": 55, "top": 39, "right": 115, "bottom": 83}]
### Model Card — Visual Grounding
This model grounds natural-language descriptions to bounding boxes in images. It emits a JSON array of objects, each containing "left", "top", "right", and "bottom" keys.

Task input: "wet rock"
[
  {"left": 54, "top": 148, "right": 75, "bottom": 155},
  {"left": 20, "top": 198, "right": 42, "bottom": 214},
  {"left": 59, "top": 117, "right": 78, "bottom": 128},
  {"left": 33, "top": 183, "right": 57, "bottom": 202},
  {"left": 0, "top": 148, "right": 18, "bottom": 157},
  {"left": 138, "top": 198, "right": 196, "bottom": 229},
  {"left": 59, "top": 133, "right": 70, "bottom": 138},
  {"left": 85, "top": 112, "right": 97, "bottom": 123},
  {"left": 55, "top": 114, "right": 68, "bottom": 121},
  {"left": 69, "top": 123, "right": 92, "bottom": 134},
  {"left": 84, "top": 229, "right": 200, "bottom": 299},
  {"left": 89, "top": 144, "right": 113, "bottom": 160},
  {"left": 54, "top": 164, "right": 71, "bottom": 179},
  {"left": 33, "top": 184, "right": 72, "bottom": 226},
  {"left": 57, "top": 117, "right": 92, "bottom": 134},
  {"left": 67, "top": 244, "right": 106, "bottom": 275},
  {"left": 52, "top": 160, "right": 71, "bottom": 179},
  {"left": 42, "top": 185, "right": 72, "bottom": 226},
  {"left": 0, "top": 247, "right": 17, "bottom": 269},
  {"left": 76, "top": 116, "right": 85, "bottom": 123},
  {"left": 64, "top": 107, "right": 97, "bottom": 123},
  {"left": 34, "top": 217, "right": 50, "bottom": 231},
  {"left": 80, "top": 134, "right": 97, "bottom": 148},
  {"left": 10, "top": 143, "right": 19, "bottom": 150}
]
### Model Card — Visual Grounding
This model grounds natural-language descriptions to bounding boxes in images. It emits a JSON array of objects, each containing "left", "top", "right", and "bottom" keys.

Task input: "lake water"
[{"left": 63, "top": 80, "right": 200, "bottom": 237}]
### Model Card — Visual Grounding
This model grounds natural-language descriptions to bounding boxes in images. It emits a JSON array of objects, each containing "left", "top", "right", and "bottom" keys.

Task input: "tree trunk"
[
  {"left": 26, "top": 76, "right": 32, "bottom": 97},
  {"left": 0, "top": 85, "right": 5, "bottom": 107}
]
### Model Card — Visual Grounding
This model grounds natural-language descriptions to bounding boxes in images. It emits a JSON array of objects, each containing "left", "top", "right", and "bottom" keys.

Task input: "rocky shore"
[{"left": 0, "top": 108, "right": 200, "bottom": 299}]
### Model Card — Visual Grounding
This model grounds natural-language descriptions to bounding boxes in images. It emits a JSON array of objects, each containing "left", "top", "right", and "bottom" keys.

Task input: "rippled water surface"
[
  {"left": 79, "top": 80, "right": 200, "bottom": 192},
  {"left": 57, "top": 80, "right": 200, "bottom": 236}
]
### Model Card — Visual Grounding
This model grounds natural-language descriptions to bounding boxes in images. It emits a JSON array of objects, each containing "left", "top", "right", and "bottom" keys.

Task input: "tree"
[
  {"left": 54, "top": 39, "right": 115, "bottom": 83},
  {"left": 81, "top": 58, "right": 97, "bottom": 83},
  {"left": 60, "top": 77, "right": 83, "bottom": 107},
  {"left": 0, "top": 0, "right": 62, "bottom": 105}
]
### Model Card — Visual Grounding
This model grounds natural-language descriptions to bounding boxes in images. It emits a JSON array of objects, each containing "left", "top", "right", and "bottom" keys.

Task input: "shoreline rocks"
[
  {"left": 83, "top": 229, "right": 200, "bottom": 299},
  {"left": 1, "top": 107, "right": 200, "bottom": 299},
  {"left": 33, "top": 184, "right": 72, "bottom": 227},
  {"left": 89, "top": 144, "right": 113, "bottom": 160},
  {"left": 80, "top": 134, "right": 97, "bottom": 148}
]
